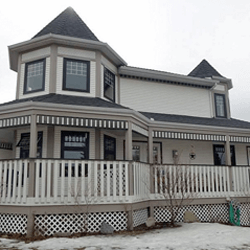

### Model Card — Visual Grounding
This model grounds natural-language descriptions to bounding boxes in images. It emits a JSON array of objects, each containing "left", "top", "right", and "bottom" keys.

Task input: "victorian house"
[{"left": 0, "top": 7, "right": 250, "bottom": 236}]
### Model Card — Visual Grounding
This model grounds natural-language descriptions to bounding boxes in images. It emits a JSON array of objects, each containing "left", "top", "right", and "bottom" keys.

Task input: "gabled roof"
[
  {"left": 0, "top": 94, "right": 129, "bottom": 110},
  {"left": 32, "top": 7, "right": 99, "bottom": 41},
  {"left": 141, "top": 111, "right": 250, "bottom": 130},
  {"left": 188, "top": 59, "right": 224, "bottom": 78}
]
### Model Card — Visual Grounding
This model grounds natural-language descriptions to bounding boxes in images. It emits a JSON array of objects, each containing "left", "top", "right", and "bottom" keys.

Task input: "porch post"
[
  {"left": 125, "top": 122, "right": 133, "bottom": 197},
  {"left": 225, "top": 134, "right": 233, "bottom": 191},
  {"left": 29, "top": 114, "right": 37, "bottom": 158},
  {"left": 27, "top": 114, "right": 37, "bottom": 237},
  {"left": 148, "top": 128, "right": 153, "bottom": 164},
  {"left": 148, "top": 128, "right": 154, "bottom": 194},
  {"left": 225, "top": 134, "right": 231, "bottom": 166},
  {"left": 28, "top": 114, "right": 37, "bottom": 197},
  {"left": 125, "top": 121, "right": 132, "bottom": 161}
]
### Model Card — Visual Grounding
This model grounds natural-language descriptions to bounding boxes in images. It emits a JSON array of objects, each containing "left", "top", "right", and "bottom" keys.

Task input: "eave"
[
  {"left": 9, "top": 34, "right": 127, "bottom": 71},
  {"left": 119, "top": 66, "right": 219, "bottom": 89}
]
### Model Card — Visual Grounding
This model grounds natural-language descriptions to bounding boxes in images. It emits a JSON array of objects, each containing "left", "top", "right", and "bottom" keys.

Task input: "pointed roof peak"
[
  {"left": 32, "top": 7, "right": 99, "bottom": 41},
  {"left": 188, "top": 59, "right": 224, "bottom": 79}
]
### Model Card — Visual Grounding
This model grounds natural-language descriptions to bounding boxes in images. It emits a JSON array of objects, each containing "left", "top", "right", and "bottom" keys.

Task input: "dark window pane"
[
  {"left": 213, "top": 145, "right": 236, "bottom": 166},
  {"left": 104, "top": 68, "right": 115, "bottom": 101},
  {"left": 24, "top": 60, "right": 45, "bottom": 93},
  {"left": 215, "top": 94, "right": 226, "bottom": 118},
  {"left": 104, "top": 135, "right": 116, "bottom": 160},
  {"left": 63, "top": 59, "right": 90, "bottom": 92},
  {"left": 61, "top": 131, "right": 89, "bottom": 160}
]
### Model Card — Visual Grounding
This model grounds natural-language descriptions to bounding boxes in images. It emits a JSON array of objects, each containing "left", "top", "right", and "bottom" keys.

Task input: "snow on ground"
[{"left": 1, "top": 223, "right": 250, "bottom": 250}]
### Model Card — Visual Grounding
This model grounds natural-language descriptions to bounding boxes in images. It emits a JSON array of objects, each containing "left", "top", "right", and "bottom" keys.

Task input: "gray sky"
[{"left": 1, "top": 0, "right": 250, "bottom": 121}]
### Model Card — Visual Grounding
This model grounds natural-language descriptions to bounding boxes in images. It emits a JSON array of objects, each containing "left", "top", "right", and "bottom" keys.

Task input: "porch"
[{"left": 1, "top": 159, "right": 249, "bottom": 206}]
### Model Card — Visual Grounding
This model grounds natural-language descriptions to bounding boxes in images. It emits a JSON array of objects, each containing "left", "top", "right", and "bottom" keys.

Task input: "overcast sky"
[{"left": 1, "top": 0, "right": 250, "bottom": 121}]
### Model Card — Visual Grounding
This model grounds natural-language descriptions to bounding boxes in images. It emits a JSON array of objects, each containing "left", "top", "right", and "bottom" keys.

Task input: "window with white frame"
[
  {"left": 214, "top": 93, "right": 227, "bottom": 118},
  {"left": 63, "top": 58, "right": 90, "bottom": 92},
  {"left": 104, "top": 67, "right": 115, "bottom": 101},
  {"left": 24, "top": 59, "right": 45, "bottom": 94}
]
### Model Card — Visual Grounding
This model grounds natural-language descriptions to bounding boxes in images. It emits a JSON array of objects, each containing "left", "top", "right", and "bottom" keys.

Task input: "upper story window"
[
  {"left": 214, "top": 93, "right": 227, "bottom": 118},
  {"left": 104, "top": 68, "right": 115, "bottom": 102},
  {"left": 63, "top": 58, "right": 90, "bottom": 92},
  {"left": 24, "top": 59, "right": 45, "bottom": 94}
]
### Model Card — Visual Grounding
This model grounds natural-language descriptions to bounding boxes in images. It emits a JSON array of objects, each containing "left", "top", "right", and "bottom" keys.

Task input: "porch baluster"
[
  {"left": 35, "top": 159, "right": 40, "bottom": 203},
  {"left": 119, "top": 161, "right": 123, "bottom": 201},
  {"left": 17, "top": 160, "right": 22, "bottom": 203},
  {"left": 12, "top": 160, "right": 18, "bottom": 203},
  {"left": 53, "top": 160, "right": 59, "bottom": 203}
]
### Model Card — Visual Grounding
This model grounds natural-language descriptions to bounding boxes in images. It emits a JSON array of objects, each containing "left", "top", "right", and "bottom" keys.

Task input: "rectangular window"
[
  {"left": 61, "top": 131, "right": 89, "bottom": 159},
  {"left": 17, "top": 132, "right": 43, "bottom": 159},
  {"left": 213, "top": 145, "right": 235, "bottom": 166},
  {"left": 104, "top": 135, "right": 116, "bottom": 160},
  {"left": 132, "top": 146, "right": 140, "bottom": 161},
  {"left": 215, "top": 94, "right": 227, "bottom": 118},
  {"left": 24, "top": 59, "right": 45, "bottom": 94},
  {"left": 63, "top": 58, "right": 90, "bottom": 92},
  {"left": 104, "top": 68, "right": 115, "bottom": 102}
]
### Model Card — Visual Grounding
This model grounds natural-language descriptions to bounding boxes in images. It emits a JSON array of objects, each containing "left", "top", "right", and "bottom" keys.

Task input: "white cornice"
[
  {"left": 119, "top": 66, "right": 219, "bottom": 88},
  {"left": 8, "top": 34, "right": 127, "bottom": 71}
]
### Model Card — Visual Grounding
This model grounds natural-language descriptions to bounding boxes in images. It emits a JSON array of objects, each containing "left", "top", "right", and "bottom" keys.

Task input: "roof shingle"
[
  {"left": 141, "top": 111, "right": 250, "bottom": 129},
  {"left": 0, "top": 94, "right": 129, "bottom": 110},
  {"left": 33, "top": 7, "right": 99, "bottom": 41},
  {"left": 188, "top": 59, "right": 224, "bottom": 78}
]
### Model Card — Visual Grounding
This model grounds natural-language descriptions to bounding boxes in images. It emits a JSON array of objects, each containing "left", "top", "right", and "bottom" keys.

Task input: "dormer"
[
  {"left": 8, "top": 7, "right": 126, "bottom": 103},
  {"left": 188, "top": 59, "right": 233, "bottom": 119}
]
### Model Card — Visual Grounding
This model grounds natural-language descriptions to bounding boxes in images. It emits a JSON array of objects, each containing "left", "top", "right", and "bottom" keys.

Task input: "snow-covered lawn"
[{"left": 1, "top": 223, "right": 250, "bottom": 250}]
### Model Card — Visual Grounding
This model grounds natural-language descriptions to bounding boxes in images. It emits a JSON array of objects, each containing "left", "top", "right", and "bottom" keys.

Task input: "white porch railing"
[
  {"left": 0, "top": 160, "right": 250, "bottom": 206},
  {"left": 152, "top": 165, "right": 233, "bottom": 199}
]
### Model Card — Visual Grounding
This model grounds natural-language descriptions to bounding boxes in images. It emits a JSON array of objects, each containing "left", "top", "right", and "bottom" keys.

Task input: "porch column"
[
  {"left": 225, "top": 134, "right": 231, "bottom": 166},
  {"left": 28, "top": 114, "right": 37, "bottom": 197},
  {"left": 125, "top": 121, "right": 132, "bottom": 160},
  {"left": 125, "top": 122, "right": 133, "bottom": 196},
  {"left": 148, "top": 128, "right": 154, "bottom": 194},
  {"left": 29, "top": 114, "right": 37, "bottom": 158},
  {"left": 225, "top": 134, "right": 233, "bottom": 191},
  {"left": 27, "top": 114, "right": 37, "bottom": 237},
  {"left": 148, "top": 128, "right": 153, "bottom": 164}
]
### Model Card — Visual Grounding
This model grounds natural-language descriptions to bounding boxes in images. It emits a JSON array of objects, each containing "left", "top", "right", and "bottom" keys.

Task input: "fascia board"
[
  {"left": 119, "top": 66, "right": 218, "bottom": 88},
  {"left": 150, "top": 120, "right": 250, "bottom": 134},
  {"left": 9, "top": 34, "right": 127, "bottom": 71}
]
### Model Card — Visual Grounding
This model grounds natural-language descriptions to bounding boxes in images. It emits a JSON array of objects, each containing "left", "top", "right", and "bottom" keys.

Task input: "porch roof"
[
  {"left": 141, "top": 111, "right": 250, "bottom": 130},
  {"left": 0, "top": 94, "right": 130, "bottom": 110}
]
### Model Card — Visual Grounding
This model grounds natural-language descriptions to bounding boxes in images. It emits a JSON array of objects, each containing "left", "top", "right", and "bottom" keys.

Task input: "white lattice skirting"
[
  {"left": 133, "top": 208, "right": 148, "bottom": 227},
  {"left": 34, "top": 211, "right": 128, "bottom": 236},
  {"left": 154, "top": 203, "right": 250, "bottom": 225},
  {"left": 0, "top": 213, "right": 27, "bottom": 235}
]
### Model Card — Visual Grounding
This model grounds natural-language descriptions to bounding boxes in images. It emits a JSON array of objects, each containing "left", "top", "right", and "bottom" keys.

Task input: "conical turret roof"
[
  {"left": 188, "top": 59, "right": 224, "bottom": 78},
  {"left": 32, "top": 7, "right": 99, "bottom": 41}
]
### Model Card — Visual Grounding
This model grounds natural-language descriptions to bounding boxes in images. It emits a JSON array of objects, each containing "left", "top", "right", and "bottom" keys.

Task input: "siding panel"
[
  {"left": 21, "top": 47, "right": 51, "bottom": 62},
  {"left": 120, "top": 78, "right": 212, "bottom": 118}
]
